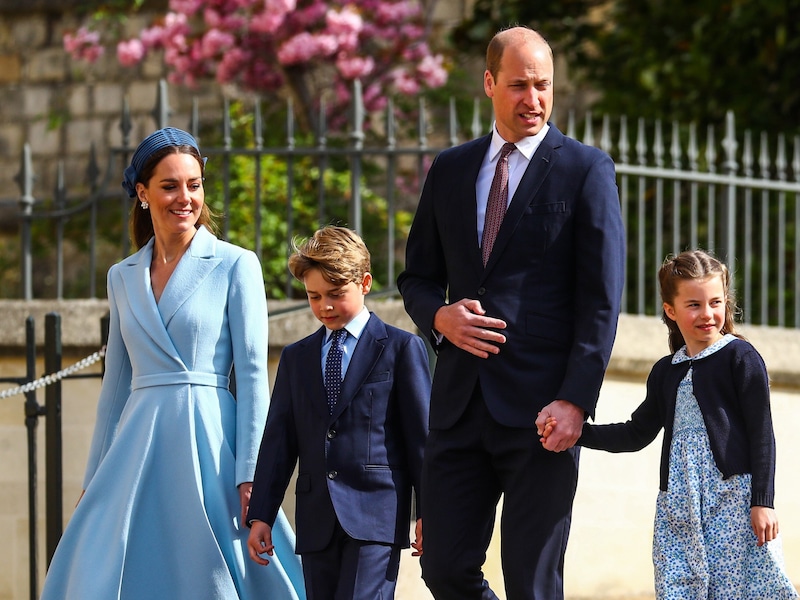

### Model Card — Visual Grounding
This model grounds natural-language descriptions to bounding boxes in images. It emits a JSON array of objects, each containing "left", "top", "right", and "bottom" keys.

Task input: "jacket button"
[
  {"left": 327, "top": 429, "right": 337, "bottom": 439},
  {"left": 327, "top": 470, "right": 338, "bottom": 479},
  {"left": 477, "top": 287, "right": 486, "bottom": 295}
]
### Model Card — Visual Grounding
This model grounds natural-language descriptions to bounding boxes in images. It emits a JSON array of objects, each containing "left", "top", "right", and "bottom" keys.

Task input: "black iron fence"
[{"left": 5, "top": 80, "right": 800, "bottom": 325}]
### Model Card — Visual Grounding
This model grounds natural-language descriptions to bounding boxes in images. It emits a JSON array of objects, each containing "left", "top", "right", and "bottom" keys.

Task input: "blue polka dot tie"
[{"left": 324, "top": 328, "right": 346, "bottom": 414}]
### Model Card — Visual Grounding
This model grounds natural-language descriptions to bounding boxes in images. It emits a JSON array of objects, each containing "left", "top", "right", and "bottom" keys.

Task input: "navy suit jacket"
[
  {"left": 248, "top": 313, "right": 431, "bottom": 554},
  {"left": 398, "top": 125, "right": 625, "bottom": 429}
]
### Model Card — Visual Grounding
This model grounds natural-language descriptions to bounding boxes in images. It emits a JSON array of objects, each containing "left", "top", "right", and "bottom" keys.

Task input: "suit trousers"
[
  {"left": 420, "top": 384, "right": 581, "bottom": 600},
  {"left": 301, "top": 520, "right": 401, "bottom": 600}
]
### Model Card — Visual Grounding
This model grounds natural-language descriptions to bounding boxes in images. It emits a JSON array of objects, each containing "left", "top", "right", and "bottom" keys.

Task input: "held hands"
[
  {"left": 751, "top": 506, "right": 780, "bottom": 547},
  {"left": 433, "top": 299, "right": 507, "bottom": 359},
  {"left": 411, "top": 518, "right": 423, "bottom": 557},
  {"left": 535, "top": 400, "right": 584, "bottom": 452},
  {"left": 247, "top": 521, "right": 275, "bottom": 565},
  {"left": 238, "top": 482, "right": 253, "bottom": 528}
]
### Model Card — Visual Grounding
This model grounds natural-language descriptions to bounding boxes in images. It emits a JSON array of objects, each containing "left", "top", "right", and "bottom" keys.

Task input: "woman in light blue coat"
[{"left": 40, "top": 128, "right": 305, "bottom": 599}]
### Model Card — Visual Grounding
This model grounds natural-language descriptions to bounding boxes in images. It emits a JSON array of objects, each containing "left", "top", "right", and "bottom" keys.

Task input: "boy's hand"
[
  {"left": 411, "top": 518, "right": 423, "bottom": 556},
  {"left": 247, "top": 521, "right": 275, "bottom": 565},
  {"left": 751, "top": 506, "right": 779, "bottom": 547},
  {"left": 238, "top": 482, "right": 253, "bottom": 528}
]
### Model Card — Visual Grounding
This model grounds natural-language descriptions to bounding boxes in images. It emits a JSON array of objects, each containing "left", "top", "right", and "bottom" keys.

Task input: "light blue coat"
[{"left": 41, "top": 226, "right": 305, "bottom": 600}]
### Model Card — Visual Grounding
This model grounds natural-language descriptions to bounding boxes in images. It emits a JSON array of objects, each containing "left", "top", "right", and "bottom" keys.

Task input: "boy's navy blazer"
[{"left": 248, "top": 312, "right": 431, "bottom": 554}]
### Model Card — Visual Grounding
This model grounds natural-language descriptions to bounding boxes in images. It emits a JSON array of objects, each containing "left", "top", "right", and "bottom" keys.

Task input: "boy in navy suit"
[{"left": 247, "top": 225, "right": 431, "bottom": 599}]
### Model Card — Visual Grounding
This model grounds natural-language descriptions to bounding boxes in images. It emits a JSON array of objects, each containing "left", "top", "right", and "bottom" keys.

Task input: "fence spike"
[
  {"left": 567, "top": 110, "right": 576, "bottom": 139},
  {"left": 189, "top": 97, "right": 200, "bottom": 140},
  {"left": 317, "top": 97, "right": 328, "bottom": 148},
  {"left": 120, "top": 96, "right": 132, "bottom": 149},
  {"left": 759, "top": 131, "right": 770, "bottom": 179},
  {"left": 223, "top": 98, "right": 232, "bottom": 150},
  {"left": 254, "top": 100, "right": 263, "bottom": 150},
  {"left": 448, "top": 97, "right": 458, "bottom": 148},
  {"left": 705, "top": 125, "right": 716, "bottom": 173},
  {"left": 635, "top": 117, "right": 647, "bottom": 166},
  {"left": 654, "top": 119, "right": 663, "bottom": 168},
  {"left": 742, "top": 130, "right": 753, "bottom": 178},
  {"left": 670, "top": 121, "right": 681, "bottom": 169},
  {"left": 153, "top": 79, "right": 171, "bottom": 129},
  {"left": 286, "top": 98, "right": 295, "bottom": 151},
  {"left": 688, "top": 122, "right": 698, "bottom": 171},
  {"left": 417, "top": 96, "right": 428, "bottom": 150},
  {"left": 600, "top": 114, "right": 611, "bottom": 154},
  {"left": 350, "top": 79, "right": 365, "bottom": 149},
  {"left": 86, "top": 143, "right": 100, "bottom": 191},
  {"left": 722, "top": 111, "right": 738, "bottom": 174},
  {"left": 386, "top": 98, "right": 396, "bottom": 150},
  {"left": 794, "top": 135, "right": 800, "bottom": 182},
  {"left": 471, "top": 98, "right": 482, "bottom": 140},
  {"left": 777, "top": 134, "right": 787, "bottom": 181},
  {"left": 582, "top": 111, "right": 594, "bottom": 147},
  {"left": 618, "top": 116, "right": 629, "bottom": 165}
]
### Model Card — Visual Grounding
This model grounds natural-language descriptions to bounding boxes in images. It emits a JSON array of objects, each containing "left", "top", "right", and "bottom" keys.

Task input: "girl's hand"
[
  {"left": 536, "top": 414, "right": 557, "bottom": 444},
  {"left": 751, "top": 506, "right": 779, "bottom": 546}
]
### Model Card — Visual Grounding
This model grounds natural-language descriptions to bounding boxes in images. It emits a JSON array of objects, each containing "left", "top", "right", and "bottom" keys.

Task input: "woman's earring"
[{"left": 140, "top": 200, "right": 149, "bottom": 210}]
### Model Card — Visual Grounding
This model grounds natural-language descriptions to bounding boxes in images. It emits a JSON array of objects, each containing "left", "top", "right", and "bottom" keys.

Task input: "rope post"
[
  {"left": 23, "top": 316, "right": 40, "bottom": 600},
  {"left": 44, "top": 313, "right": 63, "bottom": 565}
]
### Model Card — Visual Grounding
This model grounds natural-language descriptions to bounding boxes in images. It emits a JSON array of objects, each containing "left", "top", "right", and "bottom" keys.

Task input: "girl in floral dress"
[{"left": 541, "top": 250, "right": 797, "bottom": 598}]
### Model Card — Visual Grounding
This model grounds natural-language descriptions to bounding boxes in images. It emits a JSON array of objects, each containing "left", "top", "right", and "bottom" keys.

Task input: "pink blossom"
[
  {"left": 169, "top": 0, "right": 204, "bottom": 14},
  {"left": 250, "top": 11, "right": 285, "bottom": 34},
  {"left": 417, "top": 53, "right": 447, "bottom": 88},
  {"left": 63, "top": 27, "right": 104, "bottom": 63},
  {"left": 117, "top": 39, "right": 146, "bottom": 66},
  {"left": 336, "top": 54, "right": 374, "bottom": 79},
  {"left": 326, "top": 7, "right": 363, "bottom": 36},
  {"left": 392, "top": 67, "right": 419, "bottom": 95},
  {"left": 201, "top": 28, "right": 235, "bottom": 58},
  {"left": 140, "top": 25, "right": 166, "bottom": 49}
]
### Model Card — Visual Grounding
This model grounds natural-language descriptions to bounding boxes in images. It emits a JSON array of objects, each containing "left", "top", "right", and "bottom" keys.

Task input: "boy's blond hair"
[{"left": 288, "top": 226, "right": 371, "bottom": 286}]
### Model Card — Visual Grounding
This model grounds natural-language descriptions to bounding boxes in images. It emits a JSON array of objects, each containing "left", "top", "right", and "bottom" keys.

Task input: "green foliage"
[
  {"left": 576, "top": 0, "right": 800, "bottom": 138},
  {"left": 201, "top": 102, "right": 412, "bottom": 300}
]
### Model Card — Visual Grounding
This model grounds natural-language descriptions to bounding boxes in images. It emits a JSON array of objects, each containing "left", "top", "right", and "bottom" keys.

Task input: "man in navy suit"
[
  {"left": 247, "top": 226, "right": 431, "bottom": 599},
  {"left": 397, "top": 26, "right": 626, "bottom": 599}
]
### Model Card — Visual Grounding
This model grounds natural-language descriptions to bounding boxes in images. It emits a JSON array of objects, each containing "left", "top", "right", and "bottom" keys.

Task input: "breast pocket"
[{"left": 521, "top": 201, "right": 569, "bottom": 257}]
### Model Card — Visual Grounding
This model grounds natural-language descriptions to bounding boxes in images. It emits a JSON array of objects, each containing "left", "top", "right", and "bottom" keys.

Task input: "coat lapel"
[
  {"left": 116, "top": 239, "right": 184, "bottom": 362},
  {"left": 158, "top": 226, "right": 223, "bottom": 328},
  {"left": 482, "top": 125, "right": 562, "bottom": 275},
  {"left": 331, "top": 315, "right": 386, "bottom": 420}
]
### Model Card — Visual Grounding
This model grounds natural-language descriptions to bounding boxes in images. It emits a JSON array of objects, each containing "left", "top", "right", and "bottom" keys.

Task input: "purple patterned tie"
[
  {"left": 481, "top": 142, "right": 516, "bottom": 266},
  {"left": 324, "top": 328, "right": 346, "bottom": 414}
]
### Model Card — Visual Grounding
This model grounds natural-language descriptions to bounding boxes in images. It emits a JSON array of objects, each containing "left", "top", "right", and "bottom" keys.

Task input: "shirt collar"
[
  {"left": 490, "top": 122, "right": 550, "bottom": 162},
  {"left": 326, "top": 306, "right": 370, "bottom": 341}
]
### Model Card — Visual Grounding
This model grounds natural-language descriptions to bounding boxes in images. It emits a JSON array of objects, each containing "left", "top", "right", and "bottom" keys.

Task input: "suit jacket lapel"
[
  {"left": 482, "top": 126, "right": 562, "bottom": 274},
  {"left": 460, "top": 135, "right": 493, "bottom": 274},
  {"left": 332, "top": 315, "right": 386, "bottom": 420}
]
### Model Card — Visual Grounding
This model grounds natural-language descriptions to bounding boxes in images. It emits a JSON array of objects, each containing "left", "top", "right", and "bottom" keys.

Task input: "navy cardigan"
[{"left": 579, "top": 338, "right": 776, "bottom": 507}]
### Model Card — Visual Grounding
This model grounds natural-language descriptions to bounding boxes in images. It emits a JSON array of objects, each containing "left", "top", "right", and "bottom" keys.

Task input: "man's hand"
[
  {"left": 247, "top": 521, "right": 275, "bottom": 565},
  {"left": 433, "top": 299, "right": 507, "bottom": 358},
  {"left": 536, "top": 400, "right": 584, "bottom": 452}
]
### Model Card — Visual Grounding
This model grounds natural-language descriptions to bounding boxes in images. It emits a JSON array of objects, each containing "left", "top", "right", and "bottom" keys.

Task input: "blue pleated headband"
[{"left": 121, "top": 127, "right": 206, "bottom": 198}]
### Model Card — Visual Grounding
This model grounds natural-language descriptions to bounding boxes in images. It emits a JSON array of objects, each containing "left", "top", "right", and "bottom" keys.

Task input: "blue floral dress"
[{"left": 653, "top": 334, "right": 798, "bottom": 599}]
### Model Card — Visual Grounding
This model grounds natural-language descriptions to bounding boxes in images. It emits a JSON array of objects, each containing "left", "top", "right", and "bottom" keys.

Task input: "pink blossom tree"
[{"left": 66, "top": 0, "right": 449, "bottom": 132}]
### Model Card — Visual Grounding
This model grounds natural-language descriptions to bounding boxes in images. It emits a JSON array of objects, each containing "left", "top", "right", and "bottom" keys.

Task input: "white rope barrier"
[{"left": 0, "top": 346, "right": 106, "bottom": 400}]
